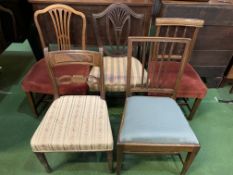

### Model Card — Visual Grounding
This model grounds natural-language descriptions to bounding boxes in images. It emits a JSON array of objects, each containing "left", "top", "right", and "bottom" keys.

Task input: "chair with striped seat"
[
  {"left": 117, "top": 37, "right": 200, "bottom": 175},
  {"left": 89, "top": 3, "right": 147, "bottom": 92},
  {"left": 30, "top": 50, "right": 113, "bottom": 172}
]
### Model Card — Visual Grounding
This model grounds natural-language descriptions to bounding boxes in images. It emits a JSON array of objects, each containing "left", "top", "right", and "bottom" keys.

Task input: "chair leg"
[
  {"left": 107, "top": 151, "right": 113, "bottom": 173},
  {"left": 34, "top": 152, "right": 52, "bottom": 173},
  {"left": 230, "top": 85, "right": 233, "bottom": 93},
  {"left": 188, "top": 98, "right": 202, "bottom": 120},
  {"left": 180, "top": 147, "right": 200, "bottom": 175},
  {"left": 26, "top": 92, "right": 38, "bottom": 117},
  {"left": 116, "top": 147, "right": 123, "bottom": 175}
]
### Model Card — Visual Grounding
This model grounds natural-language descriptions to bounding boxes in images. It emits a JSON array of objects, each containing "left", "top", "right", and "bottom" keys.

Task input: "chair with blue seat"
[{"left": 117, "top": 36, "right": 200, "bottom": 175}]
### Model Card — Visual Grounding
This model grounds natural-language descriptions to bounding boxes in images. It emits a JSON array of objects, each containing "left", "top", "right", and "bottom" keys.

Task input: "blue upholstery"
[{"left": 120, "top": 96, "right": 199, "bottom": 144}]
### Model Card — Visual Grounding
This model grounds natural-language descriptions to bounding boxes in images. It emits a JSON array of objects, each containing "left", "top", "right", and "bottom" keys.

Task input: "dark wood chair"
[
  {"left": 149, "top": 18, "right": 207, "bottom": 120},
  {"left": 220, "top": 62, "right": 233, "bottom": 93},
  {"left": 30, "top": 50, "right": 113, "bottom": 172},
  {"left": 21, "top": 4, "right": 88, "bottom": 116},
  {"left": 89, "top": 3, "right": 146, "bottom": 92},
  {"left": 117, "top": 36, "right": 200, "bottom": 175}
]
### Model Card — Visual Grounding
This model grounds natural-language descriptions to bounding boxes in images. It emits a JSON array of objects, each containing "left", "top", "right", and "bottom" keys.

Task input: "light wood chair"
[
  {"left": 151, "top": 18, "right": 207, "bottom": 120},
  {"left": 117, "top": 36, "right": 200, "bottom": 175},
  {"left": 22, "top": 4, "right": 87, "bottom": 116},
  {"left": 30, "top": 50, "right": 113, "bottom": 172},
  {"left": 89, "top": 3, "right": 146, "bottom": 92}
]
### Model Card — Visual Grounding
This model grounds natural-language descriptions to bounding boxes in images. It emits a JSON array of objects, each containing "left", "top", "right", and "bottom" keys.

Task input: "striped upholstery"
[
  {"left": 31, "top": 95, "right": 113, "bottom": 152},
  {"left": 88, "top": 56, "right": 147, "bottom": 92}
]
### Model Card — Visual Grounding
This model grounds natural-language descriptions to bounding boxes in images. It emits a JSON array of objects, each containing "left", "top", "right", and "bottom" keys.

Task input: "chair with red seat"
[
  {"left": 149, "top": 18, "right": 207, "bottom": 120},
  {"left": 21, "top": 4, "right": 87, "bottom": 116}
]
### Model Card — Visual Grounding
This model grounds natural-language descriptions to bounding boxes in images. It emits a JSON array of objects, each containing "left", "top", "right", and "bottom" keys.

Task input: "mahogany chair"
[
  {"left": 89, "top": 3, "right": 147, "bottom": 92},
  {"left": 21, "top": 4, "right": 87, "bottom": 116},
  {"left": 220, "top": 63, "right": 233, "bottom": 93},
  {"left": 149, "top": 18, "right": 207, "bottom": 120},
  {"left": 117, "top": 36, "right": 200, "bottom": 175},
  {"left": 31, "top": 50, "right": 113, "bottom": 172}
]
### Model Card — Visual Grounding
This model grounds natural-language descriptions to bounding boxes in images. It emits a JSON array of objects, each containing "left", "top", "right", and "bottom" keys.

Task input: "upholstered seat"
[
  {"left": 148, "top": 62, "right": 207, "bottom": 99},
  {"left": 120, "top": 96, "right": 199, "bottom": 145},
  {"left": 31, "top": 95, "right": 113, "bottom": 152},
  {"left": 89, "top": 56, "right": 147, "bottom": 92},
  {"left": 22, "top": 4, "right": 87, "bottom": 116},
  {"left": 22, "top": 59, "right": 90, "bottom": 95}
]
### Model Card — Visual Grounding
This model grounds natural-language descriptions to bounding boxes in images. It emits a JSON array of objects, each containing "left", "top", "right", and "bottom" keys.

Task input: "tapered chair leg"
[
  {"left": 26, "top": 92, "right": 38, "bottom": 117},
  {"left": 107, "top": 151, "right": 113, "bottom": 173},
  {"left": 230, "top": 85, "right": 233, "bottom": 93},
  {"left": 116, "top": 147, "right": 123, "bottom": 175},
  {"left": 35, "top": 152, "right": 52, "bottom": 173},
  {"left": 180, "top": 147, "right": 200, "bottom": 175},
  {"left": 188, "top": 98, "right": 202, "bottom": 120}
]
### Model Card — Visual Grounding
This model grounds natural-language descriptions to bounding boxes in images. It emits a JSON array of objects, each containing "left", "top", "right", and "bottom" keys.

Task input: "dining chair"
[
  {"left": 21, "top": 4, "right": 88, "bottom": 116},
  {"left": 117, "top": 36, "right": 200, "bottom": 175},
  {"left": 149, "top": 18, "right": 207, "bottom": 120},
  {"left": 89, "top": 3, "right": 147, "bottom": 92},
  {"left": 30, "top": 50, "right": 113, "bottom": 172}
]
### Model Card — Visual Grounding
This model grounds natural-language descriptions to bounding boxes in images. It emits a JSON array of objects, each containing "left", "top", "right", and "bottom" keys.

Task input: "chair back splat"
[
  {"left": 34, "top": 4, "right": 86, "bottom": 50},
  {"left": 93, "top": 3, "right": 144, "bottom": 57},
  {"left": 126, "top": 36, "right": 191, "bottom": 99},
  {"left": 45, "top": 50, "right": 105, "bottom": 99}
]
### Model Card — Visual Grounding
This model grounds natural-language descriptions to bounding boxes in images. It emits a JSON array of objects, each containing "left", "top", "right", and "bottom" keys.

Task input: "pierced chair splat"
[{"left": 21, "top": 4, "right": 87, "bottom": 116}]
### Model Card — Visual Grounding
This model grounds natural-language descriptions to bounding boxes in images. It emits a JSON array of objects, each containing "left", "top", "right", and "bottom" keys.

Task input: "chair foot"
[
  {"left": 107, "top": 151, "right": 113, "bottom": 173},
  {"left": 230, "top": 85, "right": 233, "bottom": 93},
  {"left": 26, "top": 92, "right": 38, "bottom": 117},
  {"left": 34, "top": 152, "right": 52, "bottom": 173},
  {"left": 188, "top": 98, "right": 202, "bottom": 120},
  {"left": 180, "top": 147, "right": 200, "bottom": 175},
  {"left": 116, "top": 147, "right": 123, "bottom": 175}
]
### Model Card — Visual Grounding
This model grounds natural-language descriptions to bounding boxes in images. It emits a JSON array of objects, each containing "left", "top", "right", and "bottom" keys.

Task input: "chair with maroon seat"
[
  {"left": 149, "top": 18, "right": 207, "bottom": 120},
  {"left": 21, "top": 4, "right": 88, "bottom": 116}
]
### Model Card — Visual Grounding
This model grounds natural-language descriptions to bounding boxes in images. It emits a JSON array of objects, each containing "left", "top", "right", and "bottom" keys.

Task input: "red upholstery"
[
  {"left": 148, "top": 62, "right": 207, "bottom": 99},
  {"left": 22, "top": 59, "right": 90, "bottom": 95}
]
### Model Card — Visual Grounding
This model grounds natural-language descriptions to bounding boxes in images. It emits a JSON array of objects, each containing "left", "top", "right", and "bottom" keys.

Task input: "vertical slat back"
[
  {"left": 34, "top": 4, "right": 86, "bottom": 51},
  {"left": 126, "top": 37, "right": 191, "bottom": 99},
  {"left": 155, "top": 18, "right": 204, "bottom": 60},
  {"left": 45, "top": 50, "right": 104, "bottom": 99},
  {"left": 93, "top": 3, "right": 144, "bottom": 57}
]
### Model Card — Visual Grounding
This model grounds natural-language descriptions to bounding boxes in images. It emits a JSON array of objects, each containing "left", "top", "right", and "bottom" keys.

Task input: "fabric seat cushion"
[
  {"left": 22, "top": 59, "right": 90, "bottom": 95},
  {"left": 89, "top": 56, "right": 147, "bottom": 92},
  {"left": 148, "top": 62, "right": 207, "bottom": 99},
  {"left": 120, "top": 96, "right": 199, "bottom": 145},
  {"left": 31, "top": 95, "right": 113, "bottom": 152}
]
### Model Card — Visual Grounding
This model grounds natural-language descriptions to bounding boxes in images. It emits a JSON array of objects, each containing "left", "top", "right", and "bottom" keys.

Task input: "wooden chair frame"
[
  {"left": 0, "top": 5, "right": 17, "bottom": 41},
  {"left": 92, "top": 3, "right": 144, "bottom": 57},
  {"left": 117, "top": 37, "right": 200, "bottom": 175},
  {"left": 45, "top": 49, "right": 105, "bottom": 99},
  {"left": 34, "top": 50, "right": 112, "bottom": 172},
  {"left": 34, "top": 4, "right": 86, "bottom": 50},
  {"left": 25, "top": 4, "right": 86, "bottom": 116},
  {"left": 155, "top": 18, "right": 205, "bottom": 120}
]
